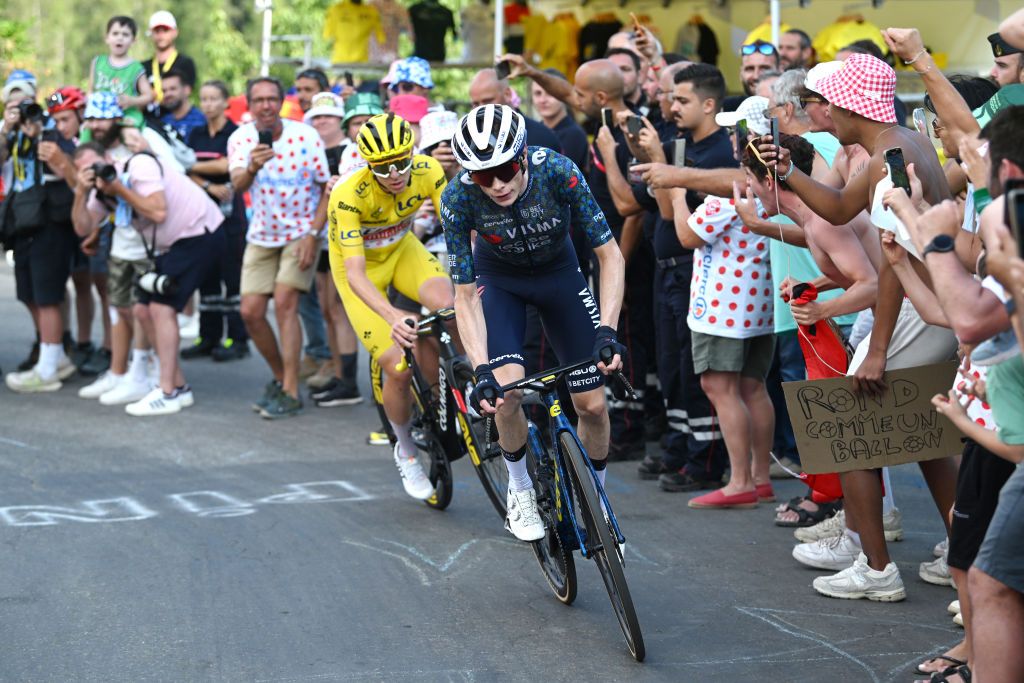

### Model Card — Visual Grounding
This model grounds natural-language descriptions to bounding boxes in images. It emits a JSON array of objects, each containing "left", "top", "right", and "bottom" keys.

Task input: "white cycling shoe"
[
  {"left": 505, "top": 488, "right": 545, "bottom": 542},
  {"left": 393, "top": 444, "right": 434, "bottom": 500}
]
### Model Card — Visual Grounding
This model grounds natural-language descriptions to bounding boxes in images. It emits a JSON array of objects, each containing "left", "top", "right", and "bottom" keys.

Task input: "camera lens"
[
  {"left": 19, "top": 102, "right": 44, "bottom": 122},
  {"left": 91, "top": 162, "right": 117, "bottom": 183}
]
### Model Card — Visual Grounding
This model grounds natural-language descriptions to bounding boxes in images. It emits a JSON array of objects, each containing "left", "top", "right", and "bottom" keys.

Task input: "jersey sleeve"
[
  {"left": 687, "top": 196, "right": 735, "bottom": 245},
  {"left": 424, "top": 156, "right": 448, "bottom": 219},
  {"left": 310, "top": 135, "right": 330, "bottom": 183},
  {"left": 227, "top": 127, "right": 253, "bottom": 172},
  {"left": 439, "top": 181, "right": 476, "bottom": 284},
  {"left": 552, "top": 152, "right": 613, "bottom": 249},
  {"left": 327, "top": 175, "right": 367, "bottom": 262}
]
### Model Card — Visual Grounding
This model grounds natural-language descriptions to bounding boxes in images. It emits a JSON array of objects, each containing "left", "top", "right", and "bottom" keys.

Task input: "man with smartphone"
[
  {"left": 228, "top": 77, "right": 330, "bottom": 419},
  {"left": 625, "top": 64, "right": 741, "bottom": 490},
  {"left": 769, "top": 53, "right": 960, "bottom": 602}
]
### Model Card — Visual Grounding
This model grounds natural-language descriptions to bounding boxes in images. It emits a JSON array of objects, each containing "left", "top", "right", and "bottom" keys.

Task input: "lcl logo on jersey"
[{"left": 692, "top": 296, "right": 708, "bottom": 319}]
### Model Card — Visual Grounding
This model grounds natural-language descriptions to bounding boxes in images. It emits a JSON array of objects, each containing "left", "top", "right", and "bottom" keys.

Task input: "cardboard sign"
[{"left": 782, "top": 362, "right": 963, "bottom": 474}]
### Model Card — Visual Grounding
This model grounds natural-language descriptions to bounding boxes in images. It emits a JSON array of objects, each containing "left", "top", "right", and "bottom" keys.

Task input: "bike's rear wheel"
[
  {"left": 454, "top": 363, "right": 508, "bottom": 519},
  {"left": 561, "top": 432, "right": 645, "bottom": 662},
  {"left": 527, "top": 448, "right": 577, "bottom": 605}
]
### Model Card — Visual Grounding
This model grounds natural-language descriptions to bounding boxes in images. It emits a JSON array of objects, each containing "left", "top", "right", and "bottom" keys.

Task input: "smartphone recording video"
[
  {"left": 884, "top": 147, "right": 911, "bottom": 197},
  {"left": 601, "top": 107, "right": 614, "bottom": 130}
]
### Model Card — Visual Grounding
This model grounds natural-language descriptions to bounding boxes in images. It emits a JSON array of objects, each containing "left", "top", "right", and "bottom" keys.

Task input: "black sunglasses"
[
  {"left": 742, "top": 42, "right": 777, "bottom": 56},
  {"left": 799, "top": 96, "right": 826, "bottom": 108},
  {"left": 470, "top": 158, "right": 523, "bottom": 187}
]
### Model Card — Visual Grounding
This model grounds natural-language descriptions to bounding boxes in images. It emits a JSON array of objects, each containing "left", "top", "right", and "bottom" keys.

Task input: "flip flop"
[
  {"left": 915, "top": 656, "right": 966, "bottom": 675},
  {"left": 774, "top": 499, "right": 840, "bottom": 527}
]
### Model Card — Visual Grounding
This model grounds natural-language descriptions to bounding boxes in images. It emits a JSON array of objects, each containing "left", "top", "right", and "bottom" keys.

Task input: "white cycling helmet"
[{"left": 452, "top": 104, "right": 527, "bottom": 171}]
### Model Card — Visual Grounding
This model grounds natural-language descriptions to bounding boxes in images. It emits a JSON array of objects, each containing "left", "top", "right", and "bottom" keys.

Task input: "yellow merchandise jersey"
[
  {"left": 323, "top": 1, "right": 386, "bottom": 63},
  {"left": 328, "top": 154, "right": 447, "bottom": 261}
]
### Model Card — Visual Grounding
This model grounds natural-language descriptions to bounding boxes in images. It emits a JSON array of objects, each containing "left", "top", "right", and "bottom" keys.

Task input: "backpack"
[{"left": 143, "top": 118, "right": 196, "bottom": 171}]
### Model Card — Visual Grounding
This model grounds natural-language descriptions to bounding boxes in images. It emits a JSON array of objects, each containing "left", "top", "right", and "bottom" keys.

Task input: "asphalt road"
[{"left": 0, "top": 263, "right": 962, "bottom": 682}]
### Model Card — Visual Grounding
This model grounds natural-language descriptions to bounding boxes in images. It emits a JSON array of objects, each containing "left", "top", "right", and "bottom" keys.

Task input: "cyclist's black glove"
[
  {"left": 593, "top": 325, "right": 626, "bottom": 368},
  {"left": 472, "top": 364, "right": 503, "bottom": 413}
]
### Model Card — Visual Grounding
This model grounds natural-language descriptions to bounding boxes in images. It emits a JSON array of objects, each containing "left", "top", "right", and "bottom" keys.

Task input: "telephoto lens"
[
  {"left": 136, "top": 271, "right": 177, "bottom": 296},
  {"left": 18, "top": 101, "right": 44, "bottom": 122},
  {"left": 91, "top": 162, "right": 118, "bottom": 183}
]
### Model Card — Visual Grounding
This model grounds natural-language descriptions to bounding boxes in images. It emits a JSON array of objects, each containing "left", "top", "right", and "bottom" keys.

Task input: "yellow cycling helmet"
[{"left": 356, "top": 113, "right": 415, "bottom": 164}]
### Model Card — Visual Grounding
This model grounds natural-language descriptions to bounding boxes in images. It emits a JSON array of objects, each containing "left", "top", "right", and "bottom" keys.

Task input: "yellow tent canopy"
[{"left": 813, "top": 16, "right": 886, "bottom": 62}]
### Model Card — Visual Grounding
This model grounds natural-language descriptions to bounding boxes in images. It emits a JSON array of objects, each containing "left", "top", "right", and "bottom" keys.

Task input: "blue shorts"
[{"left": 478, "top": 264, "right": 604, "bottom": 393}]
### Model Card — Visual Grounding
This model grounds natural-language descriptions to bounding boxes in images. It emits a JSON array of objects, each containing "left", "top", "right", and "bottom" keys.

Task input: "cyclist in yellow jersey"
[{"left": 327, "top": 113, "right": 453, "bottom": 500}]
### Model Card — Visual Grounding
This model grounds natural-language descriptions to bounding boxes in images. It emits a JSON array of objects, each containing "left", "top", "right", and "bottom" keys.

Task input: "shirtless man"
[{"left": 766, "top": 53, "right": 958, "bottom": 601}]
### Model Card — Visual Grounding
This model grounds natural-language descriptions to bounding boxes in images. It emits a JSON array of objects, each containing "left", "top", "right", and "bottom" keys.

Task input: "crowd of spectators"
[{"left": 3, "top": 7, "right": 1024, "bottom": 681}]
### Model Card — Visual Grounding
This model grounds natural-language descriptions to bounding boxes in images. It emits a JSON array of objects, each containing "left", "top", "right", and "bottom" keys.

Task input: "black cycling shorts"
[
  {"left": 478, "top": 264, "right": 604, "bottom": 393},
  {"left": 948, "top": 439, "right": 1017, "bottom": 571}
]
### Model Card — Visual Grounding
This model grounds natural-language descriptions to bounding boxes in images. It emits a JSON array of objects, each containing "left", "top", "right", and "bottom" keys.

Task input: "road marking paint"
[{"left": 0, "top": 497, "right": 157, "bottom": 526}]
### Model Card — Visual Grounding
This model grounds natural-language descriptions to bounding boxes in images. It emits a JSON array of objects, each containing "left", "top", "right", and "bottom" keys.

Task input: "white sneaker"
[
  {"left": 99, "top": 375, "right": 151, "bottom": 405},
  {"left": 934, "top": 537, "right": 949, "bottom": 558},
  {"left": 392, "top": 444, "right": 434, "bottom": 500},
  {"left": 176, "top": 387, "right": 195, "bottom": 408},
  {"left": 79, "top": 371, "right": 121, "bottom": 399},
  {"left": 794, "top": 509, "right": 846, "bottom": 543},
  {"left": 126, "top": 388, "right": 182, "bottom": 416},
  {"left": 793, "top": 533, "right": 862, "bottom": 570},
  {"left": 920, "top": 554, "right": 954, "bottom": 586},
  {"left": 813, "top": 552, "right": 906, "bottom": 602},
  {"left": 5, "top": 368, "right": 61, "bottom": 393},
  {"left": 948, "top": 599, "right": 960, "bottom": 615},
  {"left": 883, "top": 507, "right": 904, "bottom": 542},
  {"left": 178, "top": 313, "right": 199, "bottom": 340},
  {"left": 505, "top": 487, "right": 545, "bottom": 542},
  {"left": 56, "top": 356, "right": 76, "bottom": 381}
]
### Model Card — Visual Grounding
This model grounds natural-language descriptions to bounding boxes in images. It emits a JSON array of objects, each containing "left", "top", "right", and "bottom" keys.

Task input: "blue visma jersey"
[{"left": 439, "top": 146, "right": 613, "bottom": 284}]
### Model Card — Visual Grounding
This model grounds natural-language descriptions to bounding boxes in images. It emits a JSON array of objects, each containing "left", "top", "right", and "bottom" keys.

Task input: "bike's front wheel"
[
  {"left": 561, "top": 432, "right": 645, "bottom": 662},
  {"left": 423, "top": 438, "right": 453, "bottom": 510}
]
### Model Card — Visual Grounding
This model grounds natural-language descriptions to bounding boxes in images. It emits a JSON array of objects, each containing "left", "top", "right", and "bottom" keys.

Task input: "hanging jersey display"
[
  {"left": 369, "top": 0, "right": 414, "bottom": 64},
  {"left": 409, "top": 0, "right": 457, "bottom": 62},
  {"left": 323, "top": 0, "right": 386, "bottom": 63},
  {"left": 461, "top": 2, "right": 495, "bottom": 62}
]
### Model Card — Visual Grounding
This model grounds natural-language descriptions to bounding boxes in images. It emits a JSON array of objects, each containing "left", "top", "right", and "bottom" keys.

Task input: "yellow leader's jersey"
[{"left": 327, "top": 154, "right": 447, "bottom": 263}]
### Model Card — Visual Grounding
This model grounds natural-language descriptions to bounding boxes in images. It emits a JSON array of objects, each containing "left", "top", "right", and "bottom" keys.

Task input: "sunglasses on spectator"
[
  {"left": 395, "top": 82, "right": 420, "bottom": 93},
  {"left": 470, "top": 158, "right": 523, "bottom": 187},
  {"left": 369, "top": 156, "right": 414, "bottom": 178},
  {"left": 799, "top": 96, "right": 825, "bottom": 108},
  {"left": 742, "top": 43, "right": 777, "bottom": 56}
]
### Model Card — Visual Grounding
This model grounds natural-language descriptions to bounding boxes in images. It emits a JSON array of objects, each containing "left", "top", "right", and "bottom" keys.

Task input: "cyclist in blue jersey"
[{"left": 440, "top": 104, "right": 626, "bottom": 541}]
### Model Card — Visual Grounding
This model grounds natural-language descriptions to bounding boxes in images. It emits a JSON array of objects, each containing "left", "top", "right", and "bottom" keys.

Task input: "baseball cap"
[
  {"left": 384, "top": 57, "right": 434, "bottom": 91},
  {"left": 84, "top": 91, "right": 124, "bottom": 120},
  {"left": 716, "top": 96, "right": 771, "bottom": 136},
  {"left": 814, "top": 53, "right": 897, "bottom": 124},
  {"left": 148, "top": 10, "right": 177, "bottom": 32},
  {"left": 342, "top": 92, "right": 384, "bottom": 126},
  {"left": 2, "top": 69, "right": 37, "bottom": 102},
  {"left": 418, "top": 110, "right": 458, "bottom": 151},
  {"left": 388, "top": 94, "right": 430, "bottom": 124},
  {"left": 303, "top": 91, "right": 346, "bottom": 124},
  {"left": 973, "top": 83, "right": 1024, "bottom": 128},
  {"left": 804, "top": 61, "right": 844, "bottom": 96}
]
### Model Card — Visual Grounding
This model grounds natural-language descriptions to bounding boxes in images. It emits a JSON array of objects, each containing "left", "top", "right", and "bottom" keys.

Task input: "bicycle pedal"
[{"left": 410, "top": 428, "right": 430, "bottom": 449}]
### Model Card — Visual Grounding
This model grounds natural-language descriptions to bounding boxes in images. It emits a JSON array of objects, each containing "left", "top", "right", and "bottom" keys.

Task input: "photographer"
[
  {"left": 71, "top": 141, "right": 225, "bottom": 416},
  {"left": 2, "top": 87, "right": 79, "bottom": 393}
]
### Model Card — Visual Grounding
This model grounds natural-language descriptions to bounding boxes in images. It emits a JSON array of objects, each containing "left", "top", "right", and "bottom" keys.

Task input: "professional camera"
[
  {"left": 136, "top": 271, "right": 177, "bottom": 296},
  {"left": 91, "top": 162, "right": 118, "bottom": 183},
  {"left": 17, "top": 101, "right": 45, "bottom": 123}
]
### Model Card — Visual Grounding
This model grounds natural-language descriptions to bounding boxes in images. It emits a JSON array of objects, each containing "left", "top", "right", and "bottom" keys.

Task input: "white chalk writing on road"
[{"left": 0, "top": 480, "right": 374, "bottom": 528}]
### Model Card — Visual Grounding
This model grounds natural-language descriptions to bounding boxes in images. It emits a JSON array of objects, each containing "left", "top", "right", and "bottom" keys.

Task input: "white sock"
[
  {"left": 596, "top": 467, "right": 607, "bottom": 489},
  {"left": 129, "top": 350, "right": 149, "bottom": 382},
  {"left": 504, "top": 453, "right": 532, "bottom": 491},
  {"left": 388, "top": 420, "right": 417, "bottom": 460},
  {"left": 35, "top": 342, "right": 62, "bottom": 380},
  {"left": 845, "top": 528, "right": 862, "bottom": 547},
  {"left": 881, "top": 468, "right": 896, "bottom": 516}
]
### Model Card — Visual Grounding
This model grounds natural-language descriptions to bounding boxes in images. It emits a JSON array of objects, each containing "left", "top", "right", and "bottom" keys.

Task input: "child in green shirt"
[{"left": 87, "top": 16, "right": 154, "bottom": 131}]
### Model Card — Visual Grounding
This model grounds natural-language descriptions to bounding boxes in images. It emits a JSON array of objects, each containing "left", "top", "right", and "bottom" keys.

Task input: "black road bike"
[{"left": 368, "top": 308, "right": 509, "bottom": 514}]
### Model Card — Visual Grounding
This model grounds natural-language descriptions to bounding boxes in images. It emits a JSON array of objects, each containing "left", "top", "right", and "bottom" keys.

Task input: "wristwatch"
[{"left": 922, "top": 234, "right": 955, "bottom": 258}]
